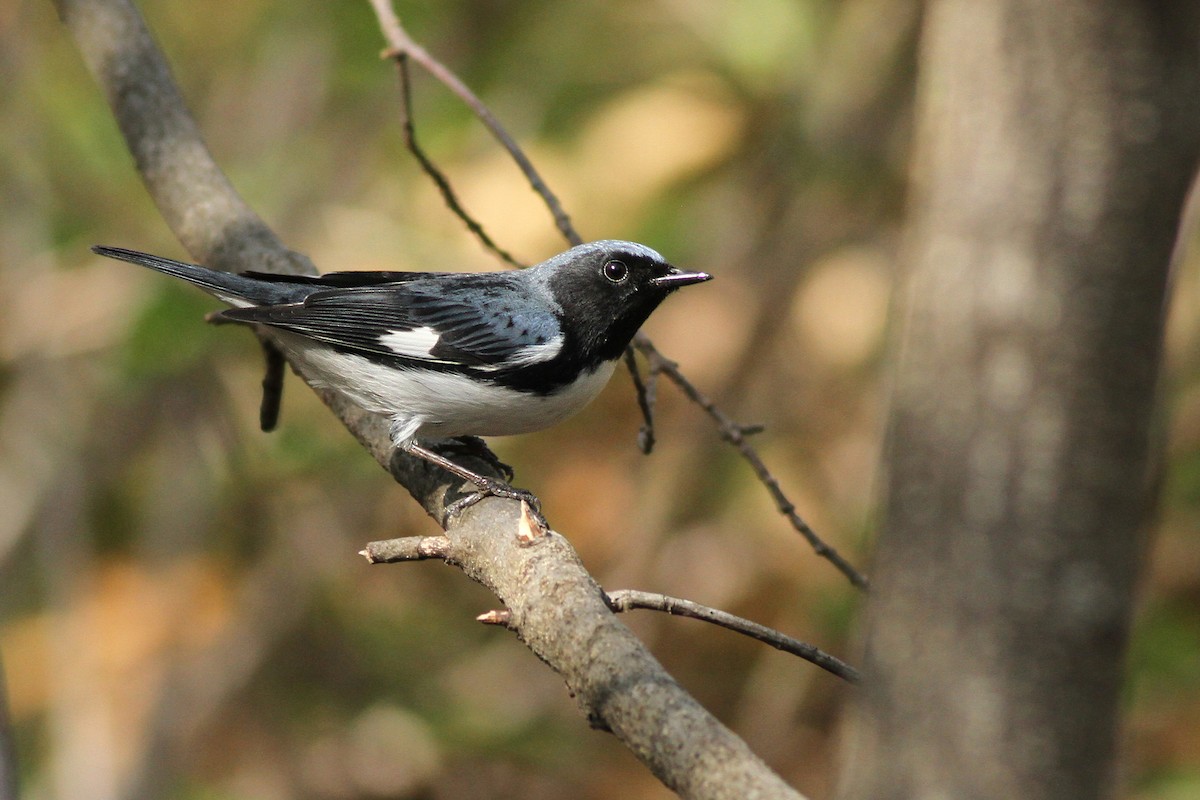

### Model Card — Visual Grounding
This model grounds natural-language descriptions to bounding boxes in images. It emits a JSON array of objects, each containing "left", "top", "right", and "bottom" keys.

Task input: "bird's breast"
[
  {"left": 417, "top": 358, "right": 619, "bottom": 439},
  {"left": 283, "top": 336, "right": 619, "bottom": 441}
]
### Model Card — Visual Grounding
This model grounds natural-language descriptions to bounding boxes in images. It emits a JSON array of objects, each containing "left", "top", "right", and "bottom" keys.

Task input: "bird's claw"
[{"left": 442, "top": 477, "right": 546, "bottom": 530}]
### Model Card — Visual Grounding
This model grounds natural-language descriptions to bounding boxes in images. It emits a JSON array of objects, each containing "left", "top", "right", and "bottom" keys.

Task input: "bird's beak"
[{"left": 651, "top": 267, "right": 713, "bottom": 289}]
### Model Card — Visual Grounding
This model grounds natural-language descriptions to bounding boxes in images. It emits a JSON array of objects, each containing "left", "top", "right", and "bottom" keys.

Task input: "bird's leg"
[
  {"left": 436, "top": 436, "right": 515, "bottom": 482},
  {"left": 402, "top": 442, "right": 545, "bottom": 529}
]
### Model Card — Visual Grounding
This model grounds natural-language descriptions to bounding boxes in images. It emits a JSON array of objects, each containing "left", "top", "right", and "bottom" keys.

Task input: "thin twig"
[
  {"left": 368, "top": 0, "right": 581, "bottom": 246},
  {"left": 605, "top": 589, "right": 860, "bottom": 684},
  {"left": 394, "top": 54, "right": 523, "bottom": 267},
  {"left": 634, "top": 334, "right": 870, "bottom": 590},
  {"left": 623, "top": 347, "right": 657, "bottom": 454}
]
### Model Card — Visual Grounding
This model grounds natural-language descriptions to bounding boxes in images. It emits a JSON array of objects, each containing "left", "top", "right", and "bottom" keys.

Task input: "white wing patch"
[
  {"left": 379, "top": 327, "right": 564, "bottom": 369},
  {"left": 379, "top": 326, "right": 442, "bottom": 359},
  {"left": 214, "top": 292, "right": 256, "bottom": 308}
]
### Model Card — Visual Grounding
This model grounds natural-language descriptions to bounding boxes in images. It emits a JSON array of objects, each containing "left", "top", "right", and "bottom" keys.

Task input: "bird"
[{"left": 93, "top": 241, "right": 712, "bottom": 519}]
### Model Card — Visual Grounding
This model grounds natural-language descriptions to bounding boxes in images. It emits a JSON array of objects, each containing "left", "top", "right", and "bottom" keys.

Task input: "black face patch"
[{"left": 542, "top": 244, "right": 683, "bottom": 363}]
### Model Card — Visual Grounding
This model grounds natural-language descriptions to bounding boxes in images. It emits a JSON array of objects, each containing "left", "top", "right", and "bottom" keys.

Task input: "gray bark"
[{"left": 839, "top": 3, "right": 1200, "bottom": 799}]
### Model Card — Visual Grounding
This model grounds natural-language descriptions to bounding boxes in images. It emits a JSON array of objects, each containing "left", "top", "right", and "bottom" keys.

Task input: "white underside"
[{"left": 277, "top": 333, "right": 617, "bottom": 446}]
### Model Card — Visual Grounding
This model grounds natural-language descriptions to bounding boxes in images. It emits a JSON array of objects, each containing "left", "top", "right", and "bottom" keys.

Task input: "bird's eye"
[{"left": 602, "top": 260, "right": 629, "bottom": 283}]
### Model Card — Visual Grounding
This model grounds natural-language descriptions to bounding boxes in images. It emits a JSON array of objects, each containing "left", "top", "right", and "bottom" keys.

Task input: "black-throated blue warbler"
[{"left": 94, "top": 241, "right": 711, "bottom": 516}]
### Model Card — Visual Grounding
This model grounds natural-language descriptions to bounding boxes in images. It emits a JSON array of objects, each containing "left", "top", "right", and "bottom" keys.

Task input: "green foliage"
[
  {"left": 119, "top": 284, "right": 225, "bottom": 381},
  {"left": 1130, "top": 602, "right": 1200, "bottom": 696}
]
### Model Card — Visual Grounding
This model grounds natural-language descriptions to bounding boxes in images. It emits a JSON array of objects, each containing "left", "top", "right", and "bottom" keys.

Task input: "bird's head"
[{"left": 537, "top": 240, "right": 712, "bottom": 363}]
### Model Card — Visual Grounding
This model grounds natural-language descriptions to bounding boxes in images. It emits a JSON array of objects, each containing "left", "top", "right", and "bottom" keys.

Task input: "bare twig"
[
  {"left": 361, "top": 535, "right": 452, "bottom": 563},
  {"left": 394, "top": 54, "right": 523, "bottom": 267},
  {"left": 364, "top": 0, "right": 868, "bottom": 591},
  {"left": 623, "top": 346, "right": 657, "bottom": 454},
  {"left": 605, "top": 589, "right": 861, "bottom": 684},
  {"left": 368, "top": 0, "right": 580, "bottom": 246},
  {"left": 476, "top": 609, "right": 513, "bottom": 627},
  {"left": 634, "top": 334, "right": 871, "bottom": 590}
]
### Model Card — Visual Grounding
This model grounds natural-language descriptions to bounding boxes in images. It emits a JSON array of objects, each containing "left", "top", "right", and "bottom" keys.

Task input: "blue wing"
[
  {"left": 219, "top": 276, "right": 564, "bottom": 371},
  {"left": 240, "top": 270, "right": 441, "bottom": 288}
]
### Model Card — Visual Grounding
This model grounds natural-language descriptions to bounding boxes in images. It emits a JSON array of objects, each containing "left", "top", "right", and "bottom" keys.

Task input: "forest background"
[{"left": 1, "top": 1, "right": 1198, "bottom": 798}]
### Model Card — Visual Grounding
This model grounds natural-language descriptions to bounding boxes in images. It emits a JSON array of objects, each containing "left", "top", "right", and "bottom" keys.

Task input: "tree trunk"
[{"left": 839, "top": 3, "right": 1200, "bottom": 798}]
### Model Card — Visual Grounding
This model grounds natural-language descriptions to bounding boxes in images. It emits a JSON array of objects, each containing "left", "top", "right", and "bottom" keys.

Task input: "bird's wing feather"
[
  {"left": 219, "top": 281, "right": 564, "bottom": 370},
  {"left": 241, "top": 270, "right": 442, "bottom": 287}
]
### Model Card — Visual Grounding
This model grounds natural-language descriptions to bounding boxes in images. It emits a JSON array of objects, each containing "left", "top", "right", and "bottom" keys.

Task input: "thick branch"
[
  {"left": 53, "top": 0, "right": 309, "bottom": 275},
  {"left": 369, "top": 509, "right": 804, "bottom": 800}
]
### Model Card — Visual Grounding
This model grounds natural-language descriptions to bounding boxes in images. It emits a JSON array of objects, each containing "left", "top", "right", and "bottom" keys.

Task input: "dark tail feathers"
[{"left": 92, "top": 246, "right": 309, "bottom": 307}]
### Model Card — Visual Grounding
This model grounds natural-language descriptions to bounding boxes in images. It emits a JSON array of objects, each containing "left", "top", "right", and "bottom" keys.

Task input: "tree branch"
[
  {"left": 364, "top": 512, "right": 805, "bottom": 799},
  {"left": 361, "top": 535, "right": 452, "bottom": 563},
  {"left": 56, "top": 0, "right": 807, "bottom": 796},
  {"left": 368, "top": 0, "right": 580, "bottom": 246},
  {"left": 632, "top": 336, "right": 870, "bottom": 589},
  {"left": 393, "top": 53, "right": 524, "bottom": 268},
  {"left": 360, "top": 541, "right": 861, "bottom": 682},
  {"left": 623, "top": 346, "right": 658, "bottom": 454},
  {"left": 605, "top": 589, "right": 861, "bottom": 684}
]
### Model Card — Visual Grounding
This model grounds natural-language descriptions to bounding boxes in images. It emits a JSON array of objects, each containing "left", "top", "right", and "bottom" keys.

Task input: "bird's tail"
[{"left": 92, "top": 246, "right": 306, "bottom": 307}]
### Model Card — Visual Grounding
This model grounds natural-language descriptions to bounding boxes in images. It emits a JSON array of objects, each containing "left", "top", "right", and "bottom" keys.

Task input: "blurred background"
[{"left": 1, "top": 1, "right": 1197, "bottom": 798}]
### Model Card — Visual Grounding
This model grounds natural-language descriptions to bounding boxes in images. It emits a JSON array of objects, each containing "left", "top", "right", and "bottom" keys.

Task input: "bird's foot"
[
  {"left": 442, "top": 477, "right": 545, "bottom": 530},
  {"left": 400, "top": 441, "right": 546, "bottom": 532}
]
